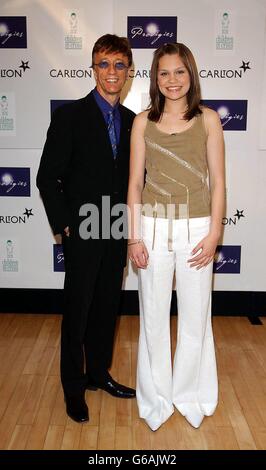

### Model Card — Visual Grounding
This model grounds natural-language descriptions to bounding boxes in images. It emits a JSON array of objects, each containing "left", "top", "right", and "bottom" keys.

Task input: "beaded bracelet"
[{"left": 127, "top": 239, "right": 143, "bottom": 246}]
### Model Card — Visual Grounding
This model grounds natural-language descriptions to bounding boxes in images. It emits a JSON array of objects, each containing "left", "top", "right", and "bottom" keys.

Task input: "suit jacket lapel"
[
  {"left": 85, "top": 92, "right": 114, "bottom": 159},
  {"left": 118, "top": 105, "right": 130, "bottom": 158}
]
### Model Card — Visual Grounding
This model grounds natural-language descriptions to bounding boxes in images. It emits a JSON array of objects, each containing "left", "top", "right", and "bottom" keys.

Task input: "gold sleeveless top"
[{"left": 142, "top": 113, "right": 211, "bottom": 248}]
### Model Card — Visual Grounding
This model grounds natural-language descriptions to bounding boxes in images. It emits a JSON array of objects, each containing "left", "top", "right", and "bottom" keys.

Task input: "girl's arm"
[
  {"left": 188, "top": 108, "right": 225, "bottom": 269},
  {"left": 127, "top": 112, "right": 149, "bottom": 269}
]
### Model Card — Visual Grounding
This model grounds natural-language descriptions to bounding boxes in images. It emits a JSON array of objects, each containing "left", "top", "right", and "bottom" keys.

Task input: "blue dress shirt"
[{"left": 92, "top": 87, "right": 121, "bottom": 144}]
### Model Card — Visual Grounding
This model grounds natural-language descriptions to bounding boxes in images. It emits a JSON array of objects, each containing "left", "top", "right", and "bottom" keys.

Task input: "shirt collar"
[{"left": 92, "top": 87, "right": 120, "bottom": 115}]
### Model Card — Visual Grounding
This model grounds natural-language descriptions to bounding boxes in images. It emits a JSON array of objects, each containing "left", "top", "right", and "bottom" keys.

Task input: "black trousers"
[{"left": 60, "top": 237, "right": 124, "bottom": 395}]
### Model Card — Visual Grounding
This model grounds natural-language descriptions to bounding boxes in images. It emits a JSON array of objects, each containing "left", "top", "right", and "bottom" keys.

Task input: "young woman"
[{"left": 127, "top": 43, "right": 225, "bottom": 430}]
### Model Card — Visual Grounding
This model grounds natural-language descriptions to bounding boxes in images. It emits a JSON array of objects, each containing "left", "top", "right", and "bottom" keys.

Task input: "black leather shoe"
[
  {"left": 64, "top": 392, "right": 89, "bottom": 423},
  {"left": 87, "top": 374, "right": 136, "bottom": 399}
]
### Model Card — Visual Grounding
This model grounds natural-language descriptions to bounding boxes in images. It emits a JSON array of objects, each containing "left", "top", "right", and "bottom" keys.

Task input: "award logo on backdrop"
[
  {"left": 213, "top": 246, "right": 241, "bottom": 274},
  {"left": 0, "top": 93, "right": 16, "bottom": 135},
  {"left": 127, "top": 16, "right": 177, "bottom": 48},
  {"left": 201, "top": 100, "right": 248, "bottom": 130},
  {"left": 64, "top": 10, "right": 83, "bottom": 50},
  {"left": 199, "top": 60, "right": 251, "bottom": 79},
  {"left": 0, "top": 167, "right": 30, "bottom": 197},
  {"left": 0, "top": 59, "right": 30, "bottom": 79},
  {"left": 215, "top": 11, "right": 234, "bottom": 51},
  {"left": 222, "top": 209, "right": 245, "bottom": 227},
  {"left": 0, "top": 16, "right": 27, "bottom": 48},
  {"left": 49, "top": 68, "right": 92, "bottom": 79},
  {"left": 0, "top": 208, "right": 34, "bottom": 225},
  {"left": 53, "top": 244, "right": 65, "bottom": 272},
  {"left": 128, "top": 69, "right": 151, "bottom": 79},
  {"left": 1, "top": 239, "right": 19, "bottom": 273}
]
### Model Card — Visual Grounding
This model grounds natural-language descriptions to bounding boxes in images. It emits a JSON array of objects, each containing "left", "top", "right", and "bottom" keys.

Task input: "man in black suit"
[{"left": 37, "top": 35, "right": 136, "bottom": 423}]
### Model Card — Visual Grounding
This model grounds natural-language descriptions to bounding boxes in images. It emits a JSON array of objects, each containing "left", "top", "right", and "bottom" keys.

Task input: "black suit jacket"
[{"left": 37, "top": 91, "right": 135, "bottom": 266}]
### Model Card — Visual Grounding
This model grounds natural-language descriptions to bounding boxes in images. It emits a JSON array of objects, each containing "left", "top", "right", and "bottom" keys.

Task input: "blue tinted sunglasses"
[{"left": 93, "top": 60, "right": 128, "bottom": 71}]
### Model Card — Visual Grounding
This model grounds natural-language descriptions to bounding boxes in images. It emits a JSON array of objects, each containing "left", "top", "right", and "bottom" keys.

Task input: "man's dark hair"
[{"left": 92, "top": 34, "right": 132, "bottom": 67}]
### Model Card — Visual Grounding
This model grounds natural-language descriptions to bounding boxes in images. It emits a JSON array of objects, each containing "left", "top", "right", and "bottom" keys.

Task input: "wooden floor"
[{"left": 0, "top": 313, "right": 266, "bottom": 450}]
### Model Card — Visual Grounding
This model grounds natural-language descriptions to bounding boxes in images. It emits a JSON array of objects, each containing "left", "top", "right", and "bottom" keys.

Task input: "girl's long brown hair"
[{"left": 148, "top": 43, "right": 202, "bottom": 122}]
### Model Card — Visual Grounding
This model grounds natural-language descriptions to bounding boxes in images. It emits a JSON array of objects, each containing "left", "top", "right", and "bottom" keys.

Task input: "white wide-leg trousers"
[{"left": 137, "top": 215, "right": 218, "bottom": 431}]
